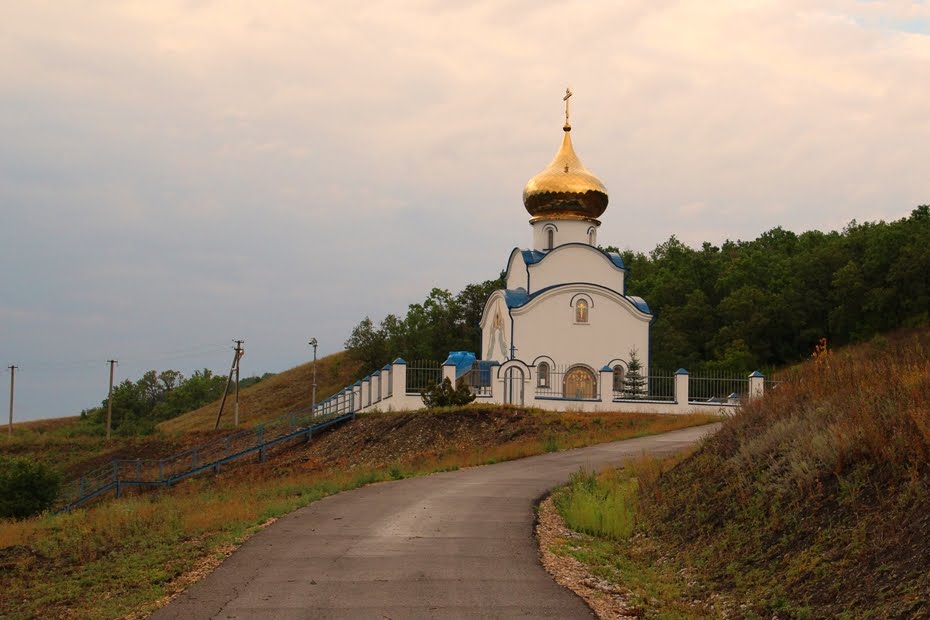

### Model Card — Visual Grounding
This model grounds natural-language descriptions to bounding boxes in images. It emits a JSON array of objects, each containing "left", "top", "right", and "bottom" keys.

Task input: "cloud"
[{"left": 1, "top": 0, "right": 928, "bottom": 419}]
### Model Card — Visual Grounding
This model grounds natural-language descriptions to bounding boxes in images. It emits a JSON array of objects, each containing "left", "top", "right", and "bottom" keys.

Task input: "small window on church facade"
[
  {"left": 575, "top": 299, "right": 588, "bottom": 323},
  {"left": 537, "top": 362, "right": 550, "bottom": 388},
  {"left": 588, "top": 227, "right": 595, "bottom": 245},
  {"left": 612, "top": 365, "right": 625, "bottom": 392},
  {"left": 546, "top": 228, "right": 554, "bottom": 250}
]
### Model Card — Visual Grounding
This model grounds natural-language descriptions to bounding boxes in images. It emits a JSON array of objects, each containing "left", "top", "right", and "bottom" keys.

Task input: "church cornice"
[{"left": 507, "top": 282, "right": 652, "bottom": 321}]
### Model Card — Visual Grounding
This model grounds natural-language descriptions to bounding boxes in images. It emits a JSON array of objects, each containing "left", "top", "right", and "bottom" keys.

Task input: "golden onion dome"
[{"left": 522, "top": 122, "right": 608, "bottom": 223}]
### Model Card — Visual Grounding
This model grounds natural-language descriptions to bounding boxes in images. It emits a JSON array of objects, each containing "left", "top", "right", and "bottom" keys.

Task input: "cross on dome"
[{"left": 521, "top": 89, "right": 608, "bottom": 223}]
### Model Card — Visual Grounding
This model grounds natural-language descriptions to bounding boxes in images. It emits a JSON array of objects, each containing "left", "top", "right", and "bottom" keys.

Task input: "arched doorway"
[
  {"left": 504, "top": 366, "right": 525, "bottom": 405},
  {"left": 563, "top": 366, "right": 597, "bottom": 399}
]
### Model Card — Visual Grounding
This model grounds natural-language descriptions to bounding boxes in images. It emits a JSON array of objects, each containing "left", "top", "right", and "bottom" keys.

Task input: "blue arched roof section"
[
  {"left": 521, "top": 249, "right": 547, "bottom": 264},
  {"left": 628, "top": 296, "right": 651, "bottom": 313},
  {"left": 604, "top": 251, "right": 625, "bottom": 269},
  {"left": 504, "top": 288, "right": 529, "bottom": 308}
]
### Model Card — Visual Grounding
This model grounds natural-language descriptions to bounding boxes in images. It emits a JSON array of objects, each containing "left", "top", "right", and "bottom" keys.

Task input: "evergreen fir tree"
[{"left": 623, "top": 349, "right": 646, "bottom": 399}]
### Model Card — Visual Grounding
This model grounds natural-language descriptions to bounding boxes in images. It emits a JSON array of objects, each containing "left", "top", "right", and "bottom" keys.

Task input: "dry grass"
[
  {"left": 157, "top": 351, "right": 361, "bottom": 433},
  {"left": 552, "top": 330, "right": 930, "bottom": 619}
]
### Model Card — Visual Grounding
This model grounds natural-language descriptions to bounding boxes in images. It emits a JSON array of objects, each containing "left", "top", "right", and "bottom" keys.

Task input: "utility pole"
[
  {"left": 106, "top": 360, "right": 117, "bottom": 441},
  {"left": 233, "top": 340, "right": 243, "bottom": 427},
  {"left": 308, "top": 338, "right": 318, "bottom": 414},
  {"left": 8, "top": 365, "right": 18, "bottom": 438},
  {"left": 214, "top": 340, "right": 243, "bottom": 430}
]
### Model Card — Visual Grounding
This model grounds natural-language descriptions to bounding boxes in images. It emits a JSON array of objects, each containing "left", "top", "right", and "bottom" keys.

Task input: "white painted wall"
[
  {"left": 505, "top": 250, "right": 528, "bottom": 291},
  {"left": 510, "top": 284, "right": 650, "bottom": 370},
  {"left": 531, "top": 219, "right": 598, "bottom": 250},
  {"left": 527, "top": 244, "right": 624, "bottom": 294}
]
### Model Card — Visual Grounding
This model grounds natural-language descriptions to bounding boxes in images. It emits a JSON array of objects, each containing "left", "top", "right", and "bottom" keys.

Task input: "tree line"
[
  {"left": 79, "top": 369, "right": 274, "bottom": 435},
  {"left": 346, "top": 206, "right": 930, "bottom": 373},
  {"left": 616, "top": 205, "right": 929, "bottom": 371}
]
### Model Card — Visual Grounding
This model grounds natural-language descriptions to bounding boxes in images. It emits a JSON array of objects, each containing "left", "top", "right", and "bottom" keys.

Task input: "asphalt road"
[{"left": 152, "top": 424, "right": 718, "bottom": 619}]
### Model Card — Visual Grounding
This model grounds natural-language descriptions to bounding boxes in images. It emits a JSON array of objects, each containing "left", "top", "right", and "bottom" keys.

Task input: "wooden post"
[{"left": 106, "top": 360, "right": 117, "bottom": 441}]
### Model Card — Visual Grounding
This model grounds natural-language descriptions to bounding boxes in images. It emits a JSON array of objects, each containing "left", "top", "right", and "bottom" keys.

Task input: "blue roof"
[
  {"left": 504, "top": 288, "right": 529, "bottom": 308},
  {"left": 604, "top": 251, "right": 626, "bottom": 269},
  {"left": 521, "top": 249, "right": 547, "bottom": 265},
  {"left": 628, "top": 296, "right": 651, "bottom": 313}
]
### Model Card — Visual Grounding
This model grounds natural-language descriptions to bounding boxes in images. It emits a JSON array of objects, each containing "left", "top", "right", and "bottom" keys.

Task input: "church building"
[
  {"left": 479, "top": 91, "right": 652, "bottom": 404},
  {"left": 315, "top": 92, "right": 761, "bottom": 416}
]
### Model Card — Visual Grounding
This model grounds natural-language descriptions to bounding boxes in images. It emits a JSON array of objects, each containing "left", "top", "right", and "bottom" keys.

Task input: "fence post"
[
  {"left": 748, "top": 371, "right": 765, "bottom": 400},
  {"left": 371, "top": 371, "right": 381, "bottom": 403},
  {"left": 382, "top": 364, "right": 393, "bottom": 399},
  {"left": 675, "top": 369, "right": 690, "bottom": 413},
  {"left": 441, "top": 359, "right": 456, "bottom": 385},
  {"left": 392, "top": 358, "right": 407, "bottom": 396},
  {"left": 360, "top": 377, "right": 368, "bottom": 408},
  {"left": 353, "top": 381, "right": 363, "bottom": 411},
  {"left": 599, "top": 366, "right": 613, "bottom": 406}
]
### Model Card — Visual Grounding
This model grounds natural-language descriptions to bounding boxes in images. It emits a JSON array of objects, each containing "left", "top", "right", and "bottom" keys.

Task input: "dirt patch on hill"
[
  {"left": 274, "top": 407, "right": 542, "bottom": 472},
  {"left": 229, "top": 407, "right": 718, "bottom": 481}
]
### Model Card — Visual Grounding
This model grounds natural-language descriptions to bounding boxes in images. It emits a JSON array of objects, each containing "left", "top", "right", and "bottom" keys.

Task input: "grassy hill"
[
  {"left": 157, "top": 350, "right": 361, "bottom": 433},
  {"left": 551, "top": 329, "right": 930, "bottom": 618},
  {"left": 1, "top": 406, "right": 717, "bottom": 619}
]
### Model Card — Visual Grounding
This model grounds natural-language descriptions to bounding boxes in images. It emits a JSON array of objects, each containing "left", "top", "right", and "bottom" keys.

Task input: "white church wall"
[
  {"left": 504, "top": 251, "right": 528, "bottom": 291},
  {"left": 510, "top": 285, "right": 649, "bottom": 370},
  {"left": 531, "top": 219, "right": 598, "bottom": 250},
  {"left": 527, "top": 244, "right": 624, "bottom": 294}
]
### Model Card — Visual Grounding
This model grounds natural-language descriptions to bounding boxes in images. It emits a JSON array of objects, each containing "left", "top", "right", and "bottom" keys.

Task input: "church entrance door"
[
  {"left": 504, "top": 367, "right": 524, "bottom": 406},
  {"left": 563, "top": 366, "right": 597, "bottom": 399}
]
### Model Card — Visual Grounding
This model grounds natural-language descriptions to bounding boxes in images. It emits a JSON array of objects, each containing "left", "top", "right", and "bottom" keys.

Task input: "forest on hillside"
[{"left": 347, "top": 206, "right": 930, "bottom": 373}]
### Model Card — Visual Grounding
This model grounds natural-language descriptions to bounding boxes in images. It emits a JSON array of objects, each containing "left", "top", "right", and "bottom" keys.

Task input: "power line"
[{"left": 14, "top": 343, "right": 230, "bottom": 372}]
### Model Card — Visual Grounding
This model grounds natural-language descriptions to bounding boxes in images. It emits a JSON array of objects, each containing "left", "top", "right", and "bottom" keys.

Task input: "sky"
[{"left": 2, "top": 0, "right": 929, "bottom": 421}]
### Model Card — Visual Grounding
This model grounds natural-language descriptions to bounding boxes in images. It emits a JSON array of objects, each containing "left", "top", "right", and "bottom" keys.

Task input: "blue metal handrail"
[{"left": 56, "top": 406, "right": 354, "bottom": 512}]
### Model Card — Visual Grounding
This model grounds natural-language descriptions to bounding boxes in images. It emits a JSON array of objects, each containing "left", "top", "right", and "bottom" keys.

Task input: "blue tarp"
[{"left": 444, "top": 351, "right": 477, "bottom": 378}]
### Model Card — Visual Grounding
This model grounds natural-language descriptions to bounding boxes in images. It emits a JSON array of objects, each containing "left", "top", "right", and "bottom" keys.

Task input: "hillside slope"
[
  {"left": 632, "top": 331, "right": 930, "bottom": 617},
  {"left": 157, "top": 351, "right": 361, "bottom": 433}
]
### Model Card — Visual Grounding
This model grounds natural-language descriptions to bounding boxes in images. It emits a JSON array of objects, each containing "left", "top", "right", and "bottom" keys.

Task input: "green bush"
[
  {"left": 420, "top": 377, "right": 476, "bottom": 408},
  {"left": 555, "top": 468, "right": 638, "bottom": 540},
  {"left": 0, "top": 456, "right": 62, "bottom": 519}
]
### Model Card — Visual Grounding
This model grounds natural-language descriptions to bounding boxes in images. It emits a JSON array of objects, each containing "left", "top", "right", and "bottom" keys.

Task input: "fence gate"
[{"left": 504, "top": 366, "right": 524, "bottom": 406}]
